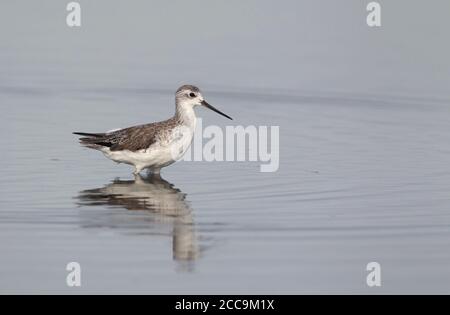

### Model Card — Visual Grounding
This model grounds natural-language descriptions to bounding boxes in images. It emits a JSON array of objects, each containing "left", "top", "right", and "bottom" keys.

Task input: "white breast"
[{"left": 102, "top": 122, "right": 195, "bottom": 171}]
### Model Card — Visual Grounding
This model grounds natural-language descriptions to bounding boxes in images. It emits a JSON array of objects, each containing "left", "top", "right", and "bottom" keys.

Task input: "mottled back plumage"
[{"left": 74, "top": 117, "right": 180, "bottom": 151}]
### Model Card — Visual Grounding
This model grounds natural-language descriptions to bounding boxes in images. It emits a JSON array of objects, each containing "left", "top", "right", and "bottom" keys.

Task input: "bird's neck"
[{"left": 175, "top": 104, "right": 197, "bottom": 129}]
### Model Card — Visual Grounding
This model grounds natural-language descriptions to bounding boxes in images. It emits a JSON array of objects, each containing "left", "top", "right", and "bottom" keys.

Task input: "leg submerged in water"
[
  {"left": 146, "top": 168, "right": 161, "bottom": 179},
  {"left": 133, "top": 165, "right": 144, "bottom": 175}
]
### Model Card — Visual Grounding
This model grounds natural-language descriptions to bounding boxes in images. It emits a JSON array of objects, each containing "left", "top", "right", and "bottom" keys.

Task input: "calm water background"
[{"left": 1, "top": 0, "right": 450, "bottom": 293}]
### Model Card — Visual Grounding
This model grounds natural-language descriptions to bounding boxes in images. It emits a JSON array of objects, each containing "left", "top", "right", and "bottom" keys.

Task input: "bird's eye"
[{"left": 189, "top": 92, "right": 196, "bottom": 98}]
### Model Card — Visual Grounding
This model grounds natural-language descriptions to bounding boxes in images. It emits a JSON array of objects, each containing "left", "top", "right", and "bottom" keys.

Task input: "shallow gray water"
[{"left": 1, "top": 1, "right": 450, "bottom": 294}]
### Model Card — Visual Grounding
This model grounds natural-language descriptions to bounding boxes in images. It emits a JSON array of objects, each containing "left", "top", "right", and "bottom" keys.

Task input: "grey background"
[{"left": 2, "top": 0, "right": 450, "bottom": 97}]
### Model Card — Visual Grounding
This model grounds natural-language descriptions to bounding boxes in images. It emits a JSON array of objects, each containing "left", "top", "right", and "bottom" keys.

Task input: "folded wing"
[{"left": 73, "top": 123, "right": 160, "bottom": 152}]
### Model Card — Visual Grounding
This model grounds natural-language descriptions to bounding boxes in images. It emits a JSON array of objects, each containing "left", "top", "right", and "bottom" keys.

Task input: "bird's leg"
[
  {"left": 133, "top": 165, "right": 143, "bottom": 175},
  {"left": 133, "top": 173, "right": 144, "bottom": 183},
  {"left": 146, "top": 168, "right": 162, "bottom": 180}
]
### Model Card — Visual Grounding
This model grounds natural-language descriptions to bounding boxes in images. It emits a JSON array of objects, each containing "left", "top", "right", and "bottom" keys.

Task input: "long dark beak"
[{"left": 201, "top": 100, "right": 233, "bottom": 120}]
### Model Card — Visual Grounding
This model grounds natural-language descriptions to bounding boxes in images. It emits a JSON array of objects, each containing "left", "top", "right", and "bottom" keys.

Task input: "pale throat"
[{"left": 175, "top": 103, "right": 197, "bottom": 130}]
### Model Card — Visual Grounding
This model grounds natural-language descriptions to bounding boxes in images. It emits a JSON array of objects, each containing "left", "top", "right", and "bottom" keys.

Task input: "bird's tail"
[
  {"left": 73, "top": 132, "right": 107, "bottom": 150},
  {"left": 73, "top": 132, "right": 105, "bottom": 138}
]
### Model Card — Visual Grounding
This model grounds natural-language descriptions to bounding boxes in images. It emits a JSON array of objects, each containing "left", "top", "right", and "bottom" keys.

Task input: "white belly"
[{"left": 101, "top": 125, "right": 194, "bottom": 171}]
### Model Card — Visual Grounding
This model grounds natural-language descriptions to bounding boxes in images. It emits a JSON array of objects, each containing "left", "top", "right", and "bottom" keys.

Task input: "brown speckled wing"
[
  {"left": 108, "top": 123, "right": 161, "bottom": 151},
  {"left": 76, "top": 118, "right": 179, "bottom": 152}
]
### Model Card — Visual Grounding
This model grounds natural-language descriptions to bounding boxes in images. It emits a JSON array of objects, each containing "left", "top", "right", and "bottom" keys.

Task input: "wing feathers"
[
  {"left": 73, "top": 132, "right": 106, "bottom": 137},
  {"left": 73, "top": 120, "right": 176, "bottom": 152}
]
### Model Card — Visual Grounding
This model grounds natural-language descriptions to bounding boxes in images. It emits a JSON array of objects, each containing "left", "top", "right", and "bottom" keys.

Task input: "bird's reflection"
[{"left": 76, "top": 174, "right": 199, "bottom": 264}]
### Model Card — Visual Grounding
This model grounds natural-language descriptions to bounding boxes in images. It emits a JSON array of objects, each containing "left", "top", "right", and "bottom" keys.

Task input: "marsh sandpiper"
[{"left": 73, "top": 85, "right": 232, "bottom": 174}]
